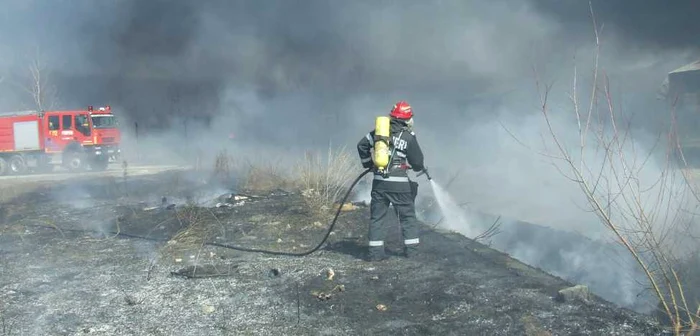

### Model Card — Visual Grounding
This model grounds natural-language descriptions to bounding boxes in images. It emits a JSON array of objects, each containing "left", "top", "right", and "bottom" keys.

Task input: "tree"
[
  {"left": 24, "top": 51, "right": 59, "bottom": 111},
  {"left": 7, "top": 46, "right": 60, "bottom": 111},
  {"left": 533, "top": 3, "right": 699, "bottom": 334}
]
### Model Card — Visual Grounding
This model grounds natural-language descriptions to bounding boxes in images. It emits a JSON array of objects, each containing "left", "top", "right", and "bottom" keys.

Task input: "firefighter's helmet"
[{"left": 390, "top": 101, "right": 413, "bottom": 119}]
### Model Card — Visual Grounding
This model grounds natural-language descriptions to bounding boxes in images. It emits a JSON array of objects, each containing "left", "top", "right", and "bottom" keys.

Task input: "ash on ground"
[{"left": 0, "top": 170, "right": 665, "bottom": 335}]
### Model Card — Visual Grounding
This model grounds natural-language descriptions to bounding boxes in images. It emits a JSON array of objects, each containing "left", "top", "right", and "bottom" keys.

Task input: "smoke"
[
  {"left": 532, "top": 0, "right": 700, "bottom": 51},
  {"left": 0, "top": 0, "right": 693, "bottom": 132},
  {"left": 1, "top": 0, "right": 699, "bottom": 314}
]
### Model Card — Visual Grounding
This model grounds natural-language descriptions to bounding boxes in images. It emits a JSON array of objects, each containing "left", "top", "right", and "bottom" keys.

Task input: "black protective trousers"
[{"left": 368, "top": 181, "right": 420, "bottom": 256}]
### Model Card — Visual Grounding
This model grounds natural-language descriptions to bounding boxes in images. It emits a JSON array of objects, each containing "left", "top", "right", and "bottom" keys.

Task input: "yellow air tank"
[{"left": 373, "top": 116, "right": 391, "bottom": 173}]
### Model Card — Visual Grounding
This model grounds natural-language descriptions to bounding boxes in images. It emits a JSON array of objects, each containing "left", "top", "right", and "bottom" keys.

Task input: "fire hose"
[
  {"left": 32, "top": 166, "right": 430, "bottom": 256},
  {"left": 206, "top": 168, "right": 373, "bottom": 256},
  {"left": 210, "top": 166, "right": 427, "bottom": 255},
  {"left": 33, "top": 168, "right": 374, "bottom": 257}
]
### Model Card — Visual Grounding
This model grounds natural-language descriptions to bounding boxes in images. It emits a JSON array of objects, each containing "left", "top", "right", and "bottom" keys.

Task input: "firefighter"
[{"left": 357, "top": 101, "right": 426, "bottom": 261}]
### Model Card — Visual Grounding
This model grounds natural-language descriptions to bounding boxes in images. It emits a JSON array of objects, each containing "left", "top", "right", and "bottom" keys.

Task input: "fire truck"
[{"left": 0, "top": 105, "right": 121, "bottom": 175}]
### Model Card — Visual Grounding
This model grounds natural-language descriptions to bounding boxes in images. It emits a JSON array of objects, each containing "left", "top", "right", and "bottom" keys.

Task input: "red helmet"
[{"left": 390, "top": 101, "right": 413, "bottom": 119}]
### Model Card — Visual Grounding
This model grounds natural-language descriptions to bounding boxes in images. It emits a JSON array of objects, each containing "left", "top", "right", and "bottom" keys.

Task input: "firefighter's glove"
[{"left": 417, "top": 166, "right": 432, "bottom": 180}]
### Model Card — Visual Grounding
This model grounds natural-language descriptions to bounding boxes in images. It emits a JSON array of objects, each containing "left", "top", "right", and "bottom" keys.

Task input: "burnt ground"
[{"left": 0, "top": 170, "right": 668, "bottom": 335}]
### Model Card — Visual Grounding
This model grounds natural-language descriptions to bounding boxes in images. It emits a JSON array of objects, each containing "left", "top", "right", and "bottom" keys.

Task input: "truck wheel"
[
  {"left": 90, "top": 157, "right": 109, "bottom": 171},
  {"left": 65, "top": 152, "right": 85, "bottom": 172},
  {"left": 0, "top": 157, "right": 7, "bottom": 176},
  {"left": 8, "top": 155, "right": 27, "bottom": 175}
]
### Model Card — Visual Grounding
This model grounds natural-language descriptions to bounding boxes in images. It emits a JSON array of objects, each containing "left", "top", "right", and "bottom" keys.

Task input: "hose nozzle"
[{"left": 417, "top": 167, "right": 432, "bottom": 180}]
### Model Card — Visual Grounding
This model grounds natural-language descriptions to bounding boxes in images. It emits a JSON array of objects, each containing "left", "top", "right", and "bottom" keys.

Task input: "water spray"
[{"left": 419, "top": 167, "right": 476, "bottom": 237}]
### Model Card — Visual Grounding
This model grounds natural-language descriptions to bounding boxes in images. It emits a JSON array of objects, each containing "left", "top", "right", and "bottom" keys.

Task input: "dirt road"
[{"left": 0, "top": 164, "right": 188, "bottom": 185}]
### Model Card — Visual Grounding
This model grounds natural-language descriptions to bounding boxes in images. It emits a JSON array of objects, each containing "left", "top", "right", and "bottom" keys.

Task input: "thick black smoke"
[
  {"left": 1, "top": 0, "right": 698, "bottom": 313},
  {"left": 0, "top": 0, "right": 696, "bottom": 136},
  {"left": 532, "top": 0, "right": 700, "bottom": 51}
]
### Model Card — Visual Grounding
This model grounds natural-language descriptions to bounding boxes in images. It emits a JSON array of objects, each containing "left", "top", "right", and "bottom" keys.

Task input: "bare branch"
[
  {"left": 474, "top": 215, "right": 502, "bottom": 242},
  {"left": 8, "top": 46, "right": 60, "bottom": 110},
  {"left": 531, "top": 4, "right": 699, "bottom": 332}
]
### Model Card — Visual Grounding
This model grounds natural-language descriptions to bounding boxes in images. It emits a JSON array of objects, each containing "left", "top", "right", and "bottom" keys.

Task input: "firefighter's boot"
[
  {"left": 404, "top": 244, "right": 419, "bottom": 258},
  {"left": 367, "top": 246, "right": 388, "bottom": 262}
]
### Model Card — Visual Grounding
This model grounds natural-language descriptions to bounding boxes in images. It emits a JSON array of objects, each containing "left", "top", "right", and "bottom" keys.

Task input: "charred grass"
[{"left": 0, "top": 150, "right": 669, "bottom": 335}]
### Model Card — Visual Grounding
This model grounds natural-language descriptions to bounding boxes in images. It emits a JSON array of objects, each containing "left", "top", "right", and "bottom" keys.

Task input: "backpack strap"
[{"left": 385, "top": 129, "right": 404, "bottom": 173}]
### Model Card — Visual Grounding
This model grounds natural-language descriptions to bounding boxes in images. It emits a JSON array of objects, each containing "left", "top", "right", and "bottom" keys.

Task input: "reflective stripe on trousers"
[
  {"left": 404, "top": 238, "right": 419, "bottom": 245},
  {"left": 373, "top": 175, "right": 409, "bottom": 182},
  {"left": 369, "top": 240, "right": 384, "bottom": 247}
]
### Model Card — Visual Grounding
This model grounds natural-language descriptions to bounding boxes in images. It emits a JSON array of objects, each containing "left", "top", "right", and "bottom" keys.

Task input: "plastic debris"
[
  {"left": 335, "top": 203, "right": 358, "bottom": 212},
  {"left": 202, "top": 304, "right": 215, "bottom": 314}
]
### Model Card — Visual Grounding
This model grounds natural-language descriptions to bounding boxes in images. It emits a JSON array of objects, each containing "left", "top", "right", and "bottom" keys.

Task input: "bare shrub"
[
  {"left": 5, "top": 46, "right": 60, "bottom": 110},
  {"left": 206, "top": 144, "right": 363, "bottom": 212},
  {"left": 207, "top": 149, "right": 292, "bottom": 192},
  {"left": 240, "top": 159, "right": 291, "bottom": 192},
  {"left": 159, "top": 203, "right": 228, "bottom": 264},
  {"left": 294, "top": 144, "right": 364, "bottom": 212},
  {"left": 531, "top": 4, "right": 699, "bottom": 334},
  {"left": 171, "top": 206, "right": 216, "bottom": 246},
  {"left": 212, "top": 149, "right": 234, "bottom": 185}
]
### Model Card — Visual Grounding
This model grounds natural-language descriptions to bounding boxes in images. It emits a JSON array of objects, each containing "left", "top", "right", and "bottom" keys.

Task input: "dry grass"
[
  {"left": 521, "top": 315, "right": 553, "bottom": 336},
  {"left": 160, "top": 204, "right": 224, "bottom": 260},
  {"left": 212, "top": 149, "right": 234, "bottom": 185},
  {"left": 157, "top": 145, "right": 362, "bottom": 258},
  {"left": 205, "top": 148, "right": 294, "bottom": 193},
  {"left": 171, "top": 206, "right": 216, "bottom": 244},
  {"left": 0, "top": 183, "right": 48, "bottom": 239},
  {"left": 208, "top": 145, "right": 362, "bottom": 211},
  {"left": 293, "top": 144, "right": 364, "bottom": 214},
  {"left": 0, "top": 182, "right": 45, "bottom": 204},
  {"left": 242, "top": 162, "right": 292, "bottom": 192}
]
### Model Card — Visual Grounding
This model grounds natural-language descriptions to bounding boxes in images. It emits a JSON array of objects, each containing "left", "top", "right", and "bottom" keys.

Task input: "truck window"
[
  {"left": 75, "top": 114, "right": 91, "bottom": 136},
  {"left": 48, "top": 115, "right": 59, "bottom": 131},
  {"left": 62, "top": 115, "right": 73, "bottom": 130}
]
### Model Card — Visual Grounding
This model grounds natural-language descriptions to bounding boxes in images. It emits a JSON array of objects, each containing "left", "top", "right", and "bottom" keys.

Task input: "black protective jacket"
[{"left": 357, "top": 118, "right": 425, "bottom": 193}]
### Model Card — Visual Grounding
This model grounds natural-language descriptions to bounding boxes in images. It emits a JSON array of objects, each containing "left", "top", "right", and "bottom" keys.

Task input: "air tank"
[{"left": 373, "top": 116, "right": 391, "bottom": 173}]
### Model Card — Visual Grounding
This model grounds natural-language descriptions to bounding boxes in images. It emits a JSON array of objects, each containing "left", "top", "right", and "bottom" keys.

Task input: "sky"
[{"left": 1, "top": 0, "right": 699, "bottom": 312}]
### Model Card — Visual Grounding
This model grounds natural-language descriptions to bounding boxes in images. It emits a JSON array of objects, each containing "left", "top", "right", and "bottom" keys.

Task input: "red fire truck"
[{"left": 0, "top": 105, "right": 121, "bottom": 175}]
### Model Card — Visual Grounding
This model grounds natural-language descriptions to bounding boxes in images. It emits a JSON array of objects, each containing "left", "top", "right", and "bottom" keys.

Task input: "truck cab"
[
  {"left": 43, "top": 106, "right": 121, "bottom": 171},
  {"left": 0, "top": 105, "right": 122, "bottom": 175}
]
